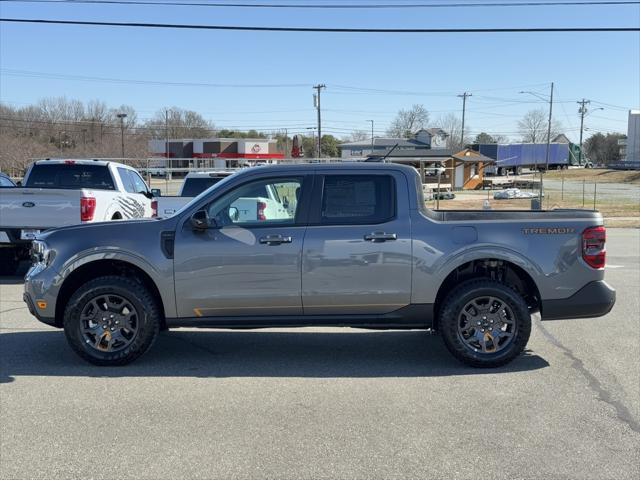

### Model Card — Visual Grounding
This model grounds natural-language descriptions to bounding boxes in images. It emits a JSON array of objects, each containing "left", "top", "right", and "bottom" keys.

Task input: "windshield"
[
  {"left": 174, "top": 171, "right": 238, "bottom": 216},
  {"left": 0, "top": 175, "right": 15, "bottom": 187}
]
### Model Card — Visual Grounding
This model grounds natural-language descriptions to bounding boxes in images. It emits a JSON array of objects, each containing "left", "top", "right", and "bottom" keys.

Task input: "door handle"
[
  {"left": 259, "top": 234, "right": 293, "bottom": 245},
  {"left": 364, "top": 232, "right": 397, "bottom": 242}
]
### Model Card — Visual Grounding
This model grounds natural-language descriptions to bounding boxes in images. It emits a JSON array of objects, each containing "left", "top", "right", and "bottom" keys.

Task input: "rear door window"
[
  {"left": 320, "top": 175, "right": 395, "bottom": 225},
  {"left": 117, "top": 167, "right": 136, "bottom": 193},
  {"left": 26, "top": 164, "right": 115, "bottom": 190},
  {"left": 129, "top": 171, "right": 149, "bottom": 194}
]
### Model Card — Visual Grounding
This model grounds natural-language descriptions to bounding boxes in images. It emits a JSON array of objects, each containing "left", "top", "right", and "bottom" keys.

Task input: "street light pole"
[
  {"left": 116, "top": 113, "right": 127, "bottom": 158},
  {"left": 306, "top": 127, "right": 317, "bottom": 158},
  {"left": 368, "top": 119, "right": 374, "bottom": 154},
  {"left": 520, "top": 84, "right": 554, "bottom": 207}
]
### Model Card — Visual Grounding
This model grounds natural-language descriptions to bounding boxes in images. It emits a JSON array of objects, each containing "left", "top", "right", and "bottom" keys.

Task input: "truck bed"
[
  {"left": 427, "top": 208, "right": 602, "bottom": 222},
  {"left": 0, "top": 188, "right": 85, "bottom": 229}
]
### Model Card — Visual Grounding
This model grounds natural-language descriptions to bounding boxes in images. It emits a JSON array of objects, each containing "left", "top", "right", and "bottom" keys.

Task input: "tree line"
[{"left": 0, "top": 98, "right": 626, "bottom": 175}]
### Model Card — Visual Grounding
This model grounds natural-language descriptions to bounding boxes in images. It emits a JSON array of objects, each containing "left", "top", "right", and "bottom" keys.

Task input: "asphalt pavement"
[{"left": 1, "top": 229, "right": 639, "bottom": 479}]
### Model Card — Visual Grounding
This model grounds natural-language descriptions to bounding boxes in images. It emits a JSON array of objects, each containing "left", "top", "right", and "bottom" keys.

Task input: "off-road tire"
[
  {"left": 439, "top": 279, "right": 531, "bottom": 368},
  {"left": 63, "top": 275, "right": 161, "bottom": 366}
]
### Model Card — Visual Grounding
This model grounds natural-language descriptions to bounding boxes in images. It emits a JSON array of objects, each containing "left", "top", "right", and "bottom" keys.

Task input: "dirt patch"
[{"left": 545, "top": 168, "right": 640, "bottom": 184}]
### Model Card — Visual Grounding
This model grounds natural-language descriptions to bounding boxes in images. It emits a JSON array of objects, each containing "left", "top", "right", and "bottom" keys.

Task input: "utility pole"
[
  {"left": 117, "top": 113, "right": 127, "bottom": 158},
  {"left": 578, "top": 99, "right": 590, "bottom": 166},
  {"left": 458, "top": 92, "right": 472, "bottom": 148},
  {"left": 284, "top": 128, "right": 289, "bottom": 159},
  {"left": 313, "top": 84, "right": 325, "bottom": 158},
  {"left": 542, "top": 82, "right": 554, "bottom": 202},
  {"left": 165, "top": 108, "right": 170, "bottom": 162},
  {"left": 368, "top": 119, "right": 374, "bottom": 154}
]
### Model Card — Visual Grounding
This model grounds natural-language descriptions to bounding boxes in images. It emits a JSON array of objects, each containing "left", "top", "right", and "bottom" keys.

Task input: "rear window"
[
  {"left": 320, "top": 175, "right": 395, "bottom": 224},
  {"left": 182, "top": 177, "right": 227, "bottom": 197},
  {"left": 25, "top": 164, "right": 115, "bottom": 190}
]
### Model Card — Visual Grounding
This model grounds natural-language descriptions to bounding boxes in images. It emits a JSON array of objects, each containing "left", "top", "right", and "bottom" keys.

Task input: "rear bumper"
[{"left": 541, "top": 280, "right": 616, "bottom": 320}]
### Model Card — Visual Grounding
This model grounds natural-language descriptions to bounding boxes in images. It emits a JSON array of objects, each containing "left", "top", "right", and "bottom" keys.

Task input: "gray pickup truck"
[{"left": 23, "top": 163, "right": 615, "bottom": 367}]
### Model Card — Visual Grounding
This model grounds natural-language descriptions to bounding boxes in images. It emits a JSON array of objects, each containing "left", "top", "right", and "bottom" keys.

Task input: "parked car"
[
  {"left": 24, "top": 163, "right": 615, "bottom": 367},
  {"left": 433, "top": 191, "right": 456, "bottom": 200},
  {"left": 0, "top": 172, "right": 17, "bottom": 188},
  {"left": 0, "top": 159, "right": 156, "bottom": 275}
]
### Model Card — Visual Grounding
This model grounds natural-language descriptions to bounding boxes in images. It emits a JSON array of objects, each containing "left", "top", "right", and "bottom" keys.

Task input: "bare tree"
[
  {"left": 349, "top": 129, "right": 369, "bottom": 142},
  {"left": 145, "top": 108, "right": 215, "bottom": 139},
  {"left": 435, "top": 113, "right": 472, "bottom": 151},
  {"left": 386, "top": 104, "right": 429, "bottom": 138},
  {"left": 517, "top": 109, "right": 563, "bottom": 143}
]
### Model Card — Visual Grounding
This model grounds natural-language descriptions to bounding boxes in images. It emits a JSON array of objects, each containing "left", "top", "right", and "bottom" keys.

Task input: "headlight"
[{"left": 30, "top": 240, "right": 54, "bottom": 266}]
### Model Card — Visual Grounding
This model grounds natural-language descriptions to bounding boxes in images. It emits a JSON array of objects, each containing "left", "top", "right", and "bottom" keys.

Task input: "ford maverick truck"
[{"left": 23, "top": 163, "right": 615, "bottom": 367}]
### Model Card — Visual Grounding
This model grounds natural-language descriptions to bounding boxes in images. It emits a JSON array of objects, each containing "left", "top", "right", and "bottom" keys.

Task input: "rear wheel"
[
  {"left": 63, "top": 276, "right": 161, "bottom": 366},
  {"left": 0, "top": 247, "right": 19, "bottom": 275},
  {"left": 439, "top": 279, "right": 531, "bottom": 367}
]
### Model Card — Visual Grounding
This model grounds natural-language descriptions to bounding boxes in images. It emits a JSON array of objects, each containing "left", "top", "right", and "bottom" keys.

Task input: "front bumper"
[
  {"left": 541, "top": 280, "right": 616, "bottom": 320},
  {"left": 23, "top": 263, "right": 61, "bottom": 327},
  {"left": 23, "top": 292, "right": 56, "bottom": 326}
]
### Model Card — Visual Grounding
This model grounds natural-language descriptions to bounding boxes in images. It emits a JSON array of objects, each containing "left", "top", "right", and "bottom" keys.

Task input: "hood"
[{"left": 38, "top": 217, "right": 169, "bottom": 241}]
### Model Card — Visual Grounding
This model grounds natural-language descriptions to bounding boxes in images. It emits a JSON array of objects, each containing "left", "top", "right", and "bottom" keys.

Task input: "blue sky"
[{"left": 1, "top": 0, "right": 639, "bottom": 142}]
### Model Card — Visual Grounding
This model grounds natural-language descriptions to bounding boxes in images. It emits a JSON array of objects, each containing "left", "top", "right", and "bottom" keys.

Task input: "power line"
[
  {"left": 3, "top": 0, "right": 638, "bottom": 8},
  {"left": 1, "top": 18, "right": 638, "bottom": 33},
  {"left": 0, "top": 68, "right": 311, "bottom": 88}
]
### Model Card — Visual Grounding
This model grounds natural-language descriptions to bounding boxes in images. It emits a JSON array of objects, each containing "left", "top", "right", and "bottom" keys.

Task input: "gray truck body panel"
[{"left": 24, "top": 163, "right": 614, "bottom": 328}]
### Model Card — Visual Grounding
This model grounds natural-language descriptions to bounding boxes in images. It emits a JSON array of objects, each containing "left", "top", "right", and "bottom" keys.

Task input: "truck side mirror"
[
  {"left": 228, "top": 206, "right": 239, "bottom": 222},
  {"left": 151, "top": 188, "right": 161, "bottom": 197},
  {"left": 190, "top": 209, "right": 214, "bottom": 230}
]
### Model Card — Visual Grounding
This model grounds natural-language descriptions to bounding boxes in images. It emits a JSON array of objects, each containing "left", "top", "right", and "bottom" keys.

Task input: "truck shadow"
[
  {"left": 0, "top": 262, "right": 29, "bottom": 285},
  {"left": 0, "top": 329, "right": 549, "bottom": 383}
]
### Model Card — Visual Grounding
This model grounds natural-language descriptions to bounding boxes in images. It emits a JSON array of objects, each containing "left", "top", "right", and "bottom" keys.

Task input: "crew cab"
[
  {"left": 0, "top": 159, "right": 156, "bottom": 275},
  {"left": 23, "top": 163, "right": 615, "bottom": 367}
]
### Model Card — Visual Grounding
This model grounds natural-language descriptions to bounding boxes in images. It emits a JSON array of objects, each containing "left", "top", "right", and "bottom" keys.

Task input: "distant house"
[
  {"left": 552, "top": 133, "right": 572, "bottom": 144},
  {"left": 339, "top": 128, "right": 449, "bottom": 159}
]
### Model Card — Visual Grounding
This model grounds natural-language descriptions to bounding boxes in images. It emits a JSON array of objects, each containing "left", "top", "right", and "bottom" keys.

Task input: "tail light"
[
  {"left": 151, "top": 199, "right": 158, "bottom": 218},
  {"left": 80, "top": 197, "right": 96, "bottom": 221},
  {"left": 257, "top": 201, "right": 267, "bottom": 221},
  {"left": 582, "top": 226, "right": 606, "bottom": 269}
]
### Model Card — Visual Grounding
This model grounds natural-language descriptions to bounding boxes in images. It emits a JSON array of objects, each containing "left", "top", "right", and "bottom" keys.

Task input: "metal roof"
[
  {"left": 339, "top": 137, "right": 430, "bottom": 149},
  {"left": 451, "top": 151, "right": 496, "bottom": 163},
  {"left": 366, "top": 149, "right": 455, "bottom": 159}
]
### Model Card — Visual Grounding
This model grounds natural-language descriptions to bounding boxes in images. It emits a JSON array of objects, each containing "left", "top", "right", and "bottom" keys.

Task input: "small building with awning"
[{"left": 364, "top": 147, "right": 494, "bottom": 190}]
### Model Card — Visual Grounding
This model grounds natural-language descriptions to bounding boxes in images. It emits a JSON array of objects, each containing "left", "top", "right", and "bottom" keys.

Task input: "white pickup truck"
[
  {"left": 155, "top": 170, "right": 293, "bottom": 222},
  {"left": 0, "top": 159, "right": 156, "bottom": 275}
]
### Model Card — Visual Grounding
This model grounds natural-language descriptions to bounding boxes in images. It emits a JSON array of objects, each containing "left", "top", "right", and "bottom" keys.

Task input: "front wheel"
[
  {"left": 438, "top": 279, "right": 531, "bottom": 367},
  {"left": 63, "top": 276, "right": 161, "bottom": 366}
]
